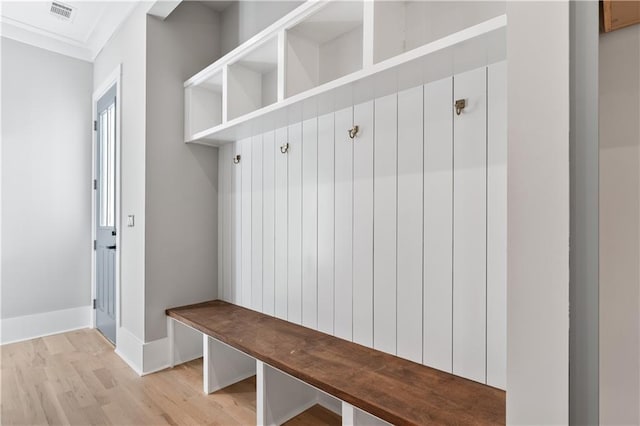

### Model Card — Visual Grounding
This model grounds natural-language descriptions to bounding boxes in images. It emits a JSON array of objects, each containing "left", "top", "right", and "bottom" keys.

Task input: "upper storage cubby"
[
  {"left": 184, "top": 70, "right": 223, "bottom": 139},
  {"left": 227, "top": 36, "right": 279, "bottom": 121},
  {"left": 373, "top": 1, "right": 506, "bottom": 63},
  {"left": 285, "top": 1, "right": 364, "bottom": 97},
  {"left": 184, "top": 0, "right": 507, "bottom": 145}
]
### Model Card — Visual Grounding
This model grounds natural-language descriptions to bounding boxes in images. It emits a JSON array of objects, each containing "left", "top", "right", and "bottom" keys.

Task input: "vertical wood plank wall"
[{"left": 217, "top": 62, "right": 507, "bottom": 388}]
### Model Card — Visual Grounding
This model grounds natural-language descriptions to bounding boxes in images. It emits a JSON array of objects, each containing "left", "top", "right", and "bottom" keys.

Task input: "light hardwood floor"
[{"left": 0, "top": 329, "right": 340, "bottom": 425}]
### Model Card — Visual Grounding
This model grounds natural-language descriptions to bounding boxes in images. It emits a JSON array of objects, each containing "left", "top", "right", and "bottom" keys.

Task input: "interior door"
[{"left": 95, "top": 85, "right": 117, "bottom": 344}]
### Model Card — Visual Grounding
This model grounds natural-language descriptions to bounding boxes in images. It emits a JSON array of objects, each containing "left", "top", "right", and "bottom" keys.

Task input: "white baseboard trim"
[
  {"left": 115, "top": 322, "right": 203, "bottom": 376},
  {"left": 0, "top": 305, "right": 91, "bottom": 345},
  {"left": 115, "top": 326, "right": 144, "bottom": 375},
  {"left": 143, "top": 337, "right": 170, "bottom": 375}
]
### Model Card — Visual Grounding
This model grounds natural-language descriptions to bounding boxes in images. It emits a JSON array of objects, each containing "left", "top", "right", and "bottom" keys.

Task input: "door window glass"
[{"left": 99, "top": 103, "right": 115, "bottom": 227}]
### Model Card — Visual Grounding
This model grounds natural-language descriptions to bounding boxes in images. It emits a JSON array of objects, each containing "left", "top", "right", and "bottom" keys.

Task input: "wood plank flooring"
[{"left": 0, "top": 329, "right": 339, "bottom": 425}]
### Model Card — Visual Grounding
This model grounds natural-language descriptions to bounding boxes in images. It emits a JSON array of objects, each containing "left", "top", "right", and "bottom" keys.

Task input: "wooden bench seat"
[{"left": 166, "top": 300, "right": 505, "bottom": 425}]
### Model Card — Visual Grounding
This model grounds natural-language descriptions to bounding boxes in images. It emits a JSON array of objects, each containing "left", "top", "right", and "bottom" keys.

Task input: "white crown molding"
[
  {"left": 0, "top": 1, "right": 141, "bottom": 63},
  {"left": 1, "top": 18, "right": 92, "bottom": 61}
]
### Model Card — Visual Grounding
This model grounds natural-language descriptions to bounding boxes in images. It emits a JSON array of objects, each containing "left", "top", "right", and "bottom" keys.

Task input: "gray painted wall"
[
  {"left": 599, "top": 23, "right": 640, "bottom": 425},
  {"left": 145, "top": 1, "right": 221, "bottom": 342},
  {"left": 220, "top": 1, "right": 302, "bottom": 55},
  {"left": 93, "top": 3, "right": 148, "bottom": 340},
  {"left": 569, "top": 2, "right": 599, "bottom": 424},
  {"left": 1, "top": 38, "right": 93, "bottom": 319}
]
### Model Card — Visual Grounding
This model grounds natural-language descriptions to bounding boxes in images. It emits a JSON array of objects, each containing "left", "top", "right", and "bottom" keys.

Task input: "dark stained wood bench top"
[{"left": 166, "top": 300, "right": 505, "bottom": 426}]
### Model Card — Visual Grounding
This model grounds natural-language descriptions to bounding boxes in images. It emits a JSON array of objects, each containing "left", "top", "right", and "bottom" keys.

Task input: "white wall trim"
[
  {"left": 0, "top": 306, "right": 91, "bottom": 345},
  {"left": 0, "top": 19, "right": 93, "bottom": 62},
  {"left": 115, "top": 326, "right": 144, "bottom": 375},
  {"left": 143, "top": 337, "right": 171, "bottom": 375},
  {"left": 91, "top": 65, "right": 122, "bottom": 335},
  {"left": 142, "top": 322, "right": 203, "bottom": 375},
  {"left": 115, "top": 321, "right": 203, "bottom": 376},
  {"left": 0, "top": 2, "right": 139, "bottom": 63}
]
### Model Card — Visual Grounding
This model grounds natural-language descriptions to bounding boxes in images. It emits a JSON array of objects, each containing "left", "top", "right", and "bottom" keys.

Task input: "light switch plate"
[{"left": 127, "top": 215, "right": 135, "bottom": 227}]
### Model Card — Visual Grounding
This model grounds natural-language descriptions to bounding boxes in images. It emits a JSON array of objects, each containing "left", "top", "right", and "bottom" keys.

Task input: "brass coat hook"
[
  {"left": 348, "top": 125, "right": 359, "bottom": 139},
  {"left": 455, "top": 99, "right": 466, "bottom": 116},
  {"left": 280, "top": 143, "right": 289, "bottom": 154},
  {"left": 233, "top": 154, "right": 241, "bottom": 164}
]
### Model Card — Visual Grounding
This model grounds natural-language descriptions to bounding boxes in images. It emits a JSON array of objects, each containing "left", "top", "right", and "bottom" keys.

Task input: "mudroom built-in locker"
[{"left": 178, "top": 0, "right": 508, "bottom": 423}]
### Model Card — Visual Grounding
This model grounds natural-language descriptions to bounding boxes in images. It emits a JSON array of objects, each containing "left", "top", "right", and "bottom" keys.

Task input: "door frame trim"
[{"left": 91, "top": 64, "right": 122, "bottom": 334}]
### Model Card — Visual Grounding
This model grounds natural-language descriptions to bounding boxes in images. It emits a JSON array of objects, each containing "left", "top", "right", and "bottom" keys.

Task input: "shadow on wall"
[{"left": 219, "top": 1, "right": 304, "bottom": 55}]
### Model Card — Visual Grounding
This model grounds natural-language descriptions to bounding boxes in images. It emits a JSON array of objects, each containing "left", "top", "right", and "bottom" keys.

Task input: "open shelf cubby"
[
  {"left": 184, "top": 70, "right": 223, "bottom": 138},
  {"left": 285, "top": 1, "right": 364, "bottom": 98},
  {"left": 373, "top": 1, "right": 506, "bottom": 63},
  {"left": 227, "top": 36, "right": 279, "bottom": 121}
]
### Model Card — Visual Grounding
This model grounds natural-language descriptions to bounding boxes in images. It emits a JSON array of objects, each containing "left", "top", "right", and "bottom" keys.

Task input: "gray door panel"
[{"left": 96, "top": 85, "right": 117, "bottom": 344}]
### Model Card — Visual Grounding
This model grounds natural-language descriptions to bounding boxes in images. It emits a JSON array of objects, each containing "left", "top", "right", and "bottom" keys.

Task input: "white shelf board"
[{"left": 187, "top": 15, "right": 507, "bottom": 147}]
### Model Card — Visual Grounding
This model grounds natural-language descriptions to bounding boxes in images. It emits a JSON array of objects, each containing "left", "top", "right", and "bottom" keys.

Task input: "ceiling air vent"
[{"left": 49, "top": 2, "right": 75, "bottom": 21}]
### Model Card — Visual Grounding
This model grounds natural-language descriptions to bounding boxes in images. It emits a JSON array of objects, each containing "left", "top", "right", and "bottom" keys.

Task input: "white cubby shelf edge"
[{"left": 185, "top": 12, "right": 507, "bottom": 147}]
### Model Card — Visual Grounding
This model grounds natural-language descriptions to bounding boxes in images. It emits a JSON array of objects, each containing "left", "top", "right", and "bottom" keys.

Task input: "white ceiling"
[{"left": 0, "top": 1, "right": 139, "bottom": 62}]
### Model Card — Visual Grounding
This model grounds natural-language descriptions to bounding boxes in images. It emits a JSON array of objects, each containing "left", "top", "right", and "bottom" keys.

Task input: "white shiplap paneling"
[
  {"left": 487, "top": 61, "right": 507, "bottom": 390},
  {"left": 352, "top": 101, "right": 374, "bottom": 347},
  {"left": 218, "top": 144, "right": 225, "bottom": 301},
  {"left": 221, "top": 144, "right": 232, "bottom": 302},
  {"left": 262, "top": 131, "right": 276, "bottom": 315},
  {"left": 232, "top": 140, "right": 242, "bottom": 305},
  {"left": 240, "top": 137, "right": 252, "bottom": 308},
  {"left": 452, "top": 67, "right": 487, "bottom": 383},
  {"left": 396, "top": 85, "right": 424, "bottom": 363},
  {"left": 373, "top": 93, "right": 398, "bottom": 355},
  {"left": 302, "top": 117, "right": 319, "bottom": 329},
  {"left": 423, "top": 76, "right": 454, "bottom": 373},
  {"left": 216, "top": 66, "right": 505, "bottom": 386},
  {"left": 288, "top": 122, "right": 303, "bottom": 324},
  {"left": 274, "top": 127, "right": 288, "bottom": 320},
  {"left": 317, "top": 112, "right": 335, "bottom": 335},
  {"left": 251, "top": 134, "right": 264, "bottom": 311},
  {"left": 334, "top": 107, "right": 354, "bottom": 341}
]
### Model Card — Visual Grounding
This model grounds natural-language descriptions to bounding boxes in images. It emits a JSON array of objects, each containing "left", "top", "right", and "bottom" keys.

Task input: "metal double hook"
[
  {"left": 233, "top": 154, "right": 241, "bottom": 164},
  {"left": 348, "top": 125, "right": 359, "bottom": 139}
]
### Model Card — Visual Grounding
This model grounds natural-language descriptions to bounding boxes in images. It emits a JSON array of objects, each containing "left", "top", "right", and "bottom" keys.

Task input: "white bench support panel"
[
  {"left": 342, "top": 402, "right": 390, "bottom": 426},
  {"left": 203, "top": 335, "right": 256, "bottom": 395},
  {"left": 257, "top": 361, "right": 318, "bottom": 426}
]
